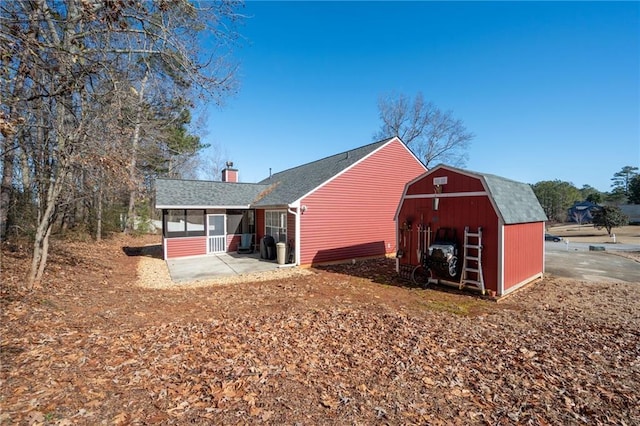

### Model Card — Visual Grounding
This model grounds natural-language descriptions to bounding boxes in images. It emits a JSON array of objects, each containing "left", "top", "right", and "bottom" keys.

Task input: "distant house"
[
  {"left": 567, "top": 201, "right": 600, "bottom": 224},
  {"left": 155, "top": 137, "right": 427, "bottom": 265},
  {"left": 620, "top": 205, "right": 640, "bottom": 224}
]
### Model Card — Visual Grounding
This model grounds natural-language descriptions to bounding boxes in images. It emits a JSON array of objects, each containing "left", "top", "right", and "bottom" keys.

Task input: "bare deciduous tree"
[
  {"left": 0, "top": 0, "right": 243, "bottom": 288},
  {"left": 198, "top": 144, "right": 230, "bottom": 181},
  {"left": 374, "top": 92, "right": 474, "bottom": 168}
]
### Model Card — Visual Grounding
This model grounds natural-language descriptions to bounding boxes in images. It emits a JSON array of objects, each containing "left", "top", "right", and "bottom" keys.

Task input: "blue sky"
[{"left": 201, "top": 1, "right": 639, "bottom": 192}]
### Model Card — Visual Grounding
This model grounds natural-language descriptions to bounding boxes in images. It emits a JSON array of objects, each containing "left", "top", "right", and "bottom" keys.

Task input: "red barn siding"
[
  {"left": 502, "top": 222, "right": 544, "bottom": 292},
  {"left": 299, "top": 140, "right": 425, "bottom": 265},
  {"left": 165, "top": 236, "right": 207, "bottom": 259},
  {"left": 406, "top": 169, "right": 485, "bottom": 196}
]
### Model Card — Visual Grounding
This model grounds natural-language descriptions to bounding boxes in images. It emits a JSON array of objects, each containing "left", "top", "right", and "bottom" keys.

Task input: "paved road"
[{"left": 545, "top": 241, "right": 640, "bottom": 283}]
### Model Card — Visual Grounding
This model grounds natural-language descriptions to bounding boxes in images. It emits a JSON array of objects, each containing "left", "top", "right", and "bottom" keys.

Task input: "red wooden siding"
[
  {"left": 165, "top": 236, "right": 207, "bottom": 258},
  {"left": 406, "top": 169, "right": 485, "bottom": 196},
  {"left": 256, "top": 209, "right": 265, "bottom": 244},
  {"left": 227, "top": 234, "right": 241, "bottom": 252},
  {"left": 299, "top": 140, "right": 426, "bottom": 265},
  {"left": 502, "top": 222, "right": 544, "bottom": 292},
  {"left": 172, "top": 234, "right": 247, "bottom": 255}
]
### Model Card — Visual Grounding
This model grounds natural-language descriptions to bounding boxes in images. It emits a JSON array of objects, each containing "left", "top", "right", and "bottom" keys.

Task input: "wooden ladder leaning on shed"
[{"left": 461, "top": 226, "right": 485, "bottom": 294}]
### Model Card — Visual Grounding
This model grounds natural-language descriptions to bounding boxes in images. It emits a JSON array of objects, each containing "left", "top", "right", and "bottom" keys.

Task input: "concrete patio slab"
[{"left": 167, "top": 252, "right": 281, "bottom": 283}]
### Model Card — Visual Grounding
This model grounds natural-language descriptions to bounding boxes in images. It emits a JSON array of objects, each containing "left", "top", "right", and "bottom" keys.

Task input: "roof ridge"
[
  {"left": 156, "top": 177, "right": 269, "bottom": 186},
  {"left": 433, "top": 164, "right": 530, "bottom": 186},
  {"left": 265, "top": 137, "right": 394, "bottom": 179}
]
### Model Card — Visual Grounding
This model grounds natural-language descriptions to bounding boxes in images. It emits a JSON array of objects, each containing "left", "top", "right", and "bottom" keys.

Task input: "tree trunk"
[
  {"left": 27, "top": 180, "right": 60, "bottom": 288},
  {"left": 0, "top": 137, "right": 15, "bottom": 240},
  {"left": 96, "top": 181, "right": 103, "bottom": 242},
  {"left": 0, "top": 67, "right": 26, "bottom": 240},
  {"left": 20, "top": 149, "right": 31, "bottom": 194},
  {"left": 35, "top": 221, "right": 53, "bottom": 281},
  {"left": 126, "top": 71, "right": 149, "bottom": 233}
]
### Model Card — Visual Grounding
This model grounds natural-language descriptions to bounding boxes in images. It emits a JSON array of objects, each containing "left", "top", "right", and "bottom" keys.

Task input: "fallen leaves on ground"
[{"left": 1, "top": 235, "right": 639, "bottom": 425}]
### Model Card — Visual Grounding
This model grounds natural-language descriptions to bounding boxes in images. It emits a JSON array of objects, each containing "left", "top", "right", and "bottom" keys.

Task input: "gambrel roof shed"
[
  {"left": 466, "top": 170, "right": 547, "bottom": 224},
  {"left": 396, "top": 164, "right": 547, "bottom": 297}
]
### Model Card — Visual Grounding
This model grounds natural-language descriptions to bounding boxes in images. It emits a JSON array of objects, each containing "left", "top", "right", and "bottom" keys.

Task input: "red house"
[
  {"left": 155, "top": 137, "right": 427, "bottom": 266},
  {"left": 395, "top": 165, "right": 547, "bottom": 297}
]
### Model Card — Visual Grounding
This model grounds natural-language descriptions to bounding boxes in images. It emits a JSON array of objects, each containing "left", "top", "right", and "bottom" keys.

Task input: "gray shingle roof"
[
  {"left": 155, "top": 138, "right": 397, "bottom": 209},
  {"left": 482, "top": 174, "right": 548, "bottom": 224},
  {"left": 434, "top": 165, "right": 548, "bottom": 224},
  {"left": 155, "top": 178, "right": 269, "bottom": 208},
  {"left": 253, "top": 138, "right": 393, "bottom": 206}
]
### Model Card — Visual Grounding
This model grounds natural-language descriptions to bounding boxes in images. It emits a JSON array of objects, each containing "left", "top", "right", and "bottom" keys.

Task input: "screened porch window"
[
  {"left": 227, "top": 210, "right": 255, "bottom": 235},
  {"left": 265, "top": 210, "right": 287, "bottom": 242},
  {"left": 186, "top": 210, "right": 205, "bottom": 236},
  {"left": 164, "top": 209, "right": 206, "bottom": 237}
]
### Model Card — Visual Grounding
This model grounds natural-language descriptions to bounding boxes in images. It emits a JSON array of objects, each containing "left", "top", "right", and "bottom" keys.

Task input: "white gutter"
[
  {"left": 288, "top": 206, "right": 301, "bottom": 266},
  {"left": 156, "top": 205, "right": 251, "bottom": 210}
]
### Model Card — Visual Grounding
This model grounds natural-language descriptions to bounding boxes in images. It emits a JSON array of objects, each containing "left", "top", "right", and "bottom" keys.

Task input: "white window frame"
[
  {"left": 265, "top": 210, "right": 287, "bottom": 243},
  {"left": 206, "top": 214, "right": 226, "bottom": 253}
]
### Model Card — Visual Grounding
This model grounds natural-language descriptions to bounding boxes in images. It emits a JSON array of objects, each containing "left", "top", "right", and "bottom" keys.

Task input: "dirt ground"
[{"left": 1, "top": 233, "right": 639, "bottom": 425}]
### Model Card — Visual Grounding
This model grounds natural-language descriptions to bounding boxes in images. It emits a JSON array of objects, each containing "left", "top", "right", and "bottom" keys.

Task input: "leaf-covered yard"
[{"left": 1, "top": 235, "right": 639, "bottom": 425}]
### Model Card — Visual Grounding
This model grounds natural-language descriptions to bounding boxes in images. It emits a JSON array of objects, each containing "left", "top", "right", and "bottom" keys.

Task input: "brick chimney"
[{"left": 222, "top": 161, "right": 238, "bottom": 182}]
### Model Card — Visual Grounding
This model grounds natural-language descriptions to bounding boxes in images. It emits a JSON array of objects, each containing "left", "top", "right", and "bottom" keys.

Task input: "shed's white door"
[{"left": 207, "top": 214, "right": 226, "bottom": 253}]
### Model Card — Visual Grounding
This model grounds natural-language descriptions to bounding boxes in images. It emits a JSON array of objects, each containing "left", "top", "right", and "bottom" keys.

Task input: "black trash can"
[
  {"left": 260, "top": 237, "right": 267, "bottom": 259},
  {"left": 261, "top": 235, "right": 276, "bottom": 260}
]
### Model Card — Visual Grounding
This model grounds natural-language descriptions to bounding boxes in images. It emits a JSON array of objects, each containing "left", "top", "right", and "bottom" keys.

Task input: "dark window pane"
[{"left": 227, "top": 214, "right": 243, "bottom": 235}]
